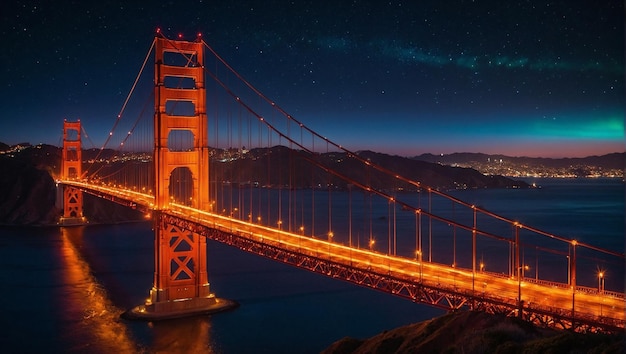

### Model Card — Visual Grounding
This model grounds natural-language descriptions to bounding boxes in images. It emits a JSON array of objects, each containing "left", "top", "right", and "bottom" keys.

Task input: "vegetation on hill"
[
  {"left": 0, "top": 144, "right": 144, "bottom": 225},
  {"left": 210, "top": 147, "right": 529, "bottom": 190},
  {"left": 0, "top": 157, "right": 59, "bottom": 224},
  {"left": 323, "top": 311, "right": 625, "bottom": 354}
]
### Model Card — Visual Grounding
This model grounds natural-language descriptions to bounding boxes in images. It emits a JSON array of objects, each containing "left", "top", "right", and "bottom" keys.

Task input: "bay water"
[{"left": 0, "top": 178, "right": 622, "bottom": 353}]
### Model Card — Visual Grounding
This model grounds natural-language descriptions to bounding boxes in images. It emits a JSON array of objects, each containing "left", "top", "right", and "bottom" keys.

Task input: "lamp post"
[
  {"left": 277, "top": 220, "right": 283, "bottom": 244},
  {"left": 570, "top": 240, "right": 577, "bottom": 318},
  {"left": 598, "top": 272, "right": 604, "bottom": 293},
  {"left": 517, "top": 267, "right": 522, "bottom": 318},
  {"left": 518, "top": 265, "right": 523, "bottom": 318},
  {"left": 416, "top": 250, "right": 423, "bottom": 283},
  {"left": 566, "top": 255, "right": 570, "bottom": 285},
  {"left": 517, "top": 264, "right": 529, "bottom": 318},
  {"left": 328, "top": 231, "right": 333, "bottom": 260},
  {"left": 535, "top": 248, "right": 538, "bottom": 281},
  {"left": 597, "top": 270, "right": 605, "bottom": 317},
  {"left": 514, "top": 222, "right": 522, "bottom": 318}
]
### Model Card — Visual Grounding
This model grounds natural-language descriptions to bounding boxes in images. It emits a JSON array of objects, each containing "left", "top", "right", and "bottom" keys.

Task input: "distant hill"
[
  {"left": 212, "top": 147, "right": 528, "bottom": 190},
  {"left": 0, "top": 142, "right": 528, "bottom": 225},
  {"left": 414, "top": 152, "right": 625, "bottom": 169},
  {"left": 413, "top": 152, "right": 625, "bottom": 177}
]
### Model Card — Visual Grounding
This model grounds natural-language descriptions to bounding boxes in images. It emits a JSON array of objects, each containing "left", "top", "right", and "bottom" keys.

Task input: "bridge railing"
[
  {"left": 523, "top": 277, "right": 571, "bottom": 290},
  {"left": 165, "top": 204, "right": 626, "bottom": 332},
  {"left": 576, "top": 285, "right": 625, "bottom": 299},
  {"left": 58, "top": 180, "right": 626, "bottom": 332}
]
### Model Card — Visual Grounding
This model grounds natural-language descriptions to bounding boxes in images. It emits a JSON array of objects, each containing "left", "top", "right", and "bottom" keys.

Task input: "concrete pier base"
[
  {"left": 122, "top": 295, "right": 238, "bottom": 321},
  {"left": 58, "top": 216, "right": 88, "bottom": 226}
]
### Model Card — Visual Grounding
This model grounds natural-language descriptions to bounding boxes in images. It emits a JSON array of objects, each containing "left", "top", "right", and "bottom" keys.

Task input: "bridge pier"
[
  {"left": 123, "top": 211, "right": 237, "bottom": 320},
  {"left": 123, "top": 34, "right": 237, "bottom": 321},
  {"left": 124, "top": 289, "right": 236, "bottom": 321}
]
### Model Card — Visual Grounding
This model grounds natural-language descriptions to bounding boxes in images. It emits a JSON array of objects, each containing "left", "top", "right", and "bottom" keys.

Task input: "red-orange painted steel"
[
  {"left": 62, "top": 120, "right": 83, "bottom": 218},
  {"left": 150, "top": 36, "right": 211, "bottom": 305}
]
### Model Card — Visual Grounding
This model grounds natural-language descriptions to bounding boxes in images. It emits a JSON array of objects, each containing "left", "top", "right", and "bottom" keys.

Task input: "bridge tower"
[
  {"left": 127, "top": 34, "right": 234, "bottom": 319},
  {"left": 59, "top": 119, "right": 87, "bottom": 225}
]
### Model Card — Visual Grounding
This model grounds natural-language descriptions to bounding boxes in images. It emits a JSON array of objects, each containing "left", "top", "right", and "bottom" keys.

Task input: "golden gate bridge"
[{"left": 56, "top": 30, "right": 624, "bottom": 333}]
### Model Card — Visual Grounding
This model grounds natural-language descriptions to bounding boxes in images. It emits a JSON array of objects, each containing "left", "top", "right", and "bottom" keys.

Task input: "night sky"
[{"left": 1, "top": 1, "right": 624, "bottom": 157}]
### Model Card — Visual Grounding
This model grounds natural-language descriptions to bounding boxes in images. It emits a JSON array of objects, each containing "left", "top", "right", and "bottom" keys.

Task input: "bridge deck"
[{"left": 60, "top": 180, "right": 626, "bottom": 332}]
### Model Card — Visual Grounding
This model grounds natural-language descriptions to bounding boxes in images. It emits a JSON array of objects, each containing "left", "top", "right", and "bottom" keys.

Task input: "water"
[{"left": 0, "top": 178, "right": 623, "bottom": 353}]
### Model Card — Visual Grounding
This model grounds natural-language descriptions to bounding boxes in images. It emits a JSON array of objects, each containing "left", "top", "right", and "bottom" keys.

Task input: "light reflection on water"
[
  {"left": 60, "top": 226, "right": 139, "bottom": 353},
  {"left": 60, "top": 226, "right": 220, "bottom": 353},
  {"left": 149, "top": 317, "right": 215, "bottom": 353},
  {"left": 0, "top": 178, "right": 620, "bottom": 352}
]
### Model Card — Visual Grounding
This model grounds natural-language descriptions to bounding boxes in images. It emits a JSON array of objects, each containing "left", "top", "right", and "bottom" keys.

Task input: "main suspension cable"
[
  {"left": 84, "top": 38, "right": 156, "bottom": 178},
  {"left": 200, "top": 39, "right": 623, "bottom": 259}
]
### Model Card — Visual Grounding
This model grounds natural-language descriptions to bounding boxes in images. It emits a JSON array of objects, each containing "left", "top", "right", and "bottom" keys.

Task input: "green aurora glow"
[{"left": 532, "top": 115, "right": 624, "bottom": 140}]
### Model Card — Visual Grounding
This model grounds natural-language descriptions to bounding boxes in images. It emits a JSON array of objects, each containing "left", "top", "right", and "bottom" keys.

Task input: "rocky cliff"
[
  {"left": 0, "top": 151, "right": 144, "bottom": 225},
  {"left": 0, "top": 158, "right": 60, "bottom": 225}
]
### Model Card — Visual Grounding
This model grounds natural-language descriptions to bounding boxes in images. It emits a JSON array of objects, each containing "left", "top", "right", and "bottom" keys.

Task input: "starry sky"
[{"left": 1, "top": 1, "right": 624, "bottom": 158}]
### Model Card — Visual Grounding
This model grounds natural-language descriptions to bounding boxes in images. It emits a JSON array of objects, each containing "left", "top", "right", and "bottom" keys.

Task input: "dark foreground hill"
[
  {"left": 212, "top": 147, "right": 529, "bottom": 190},
  {"left": 0, "top": 152, "right": 144, "bottom": 225},
  {"left": 323, "top": 311, "right": 625, "bottom": 354},
  {"left": 0, "top": 157, "right": 60, "bottom": 224}
]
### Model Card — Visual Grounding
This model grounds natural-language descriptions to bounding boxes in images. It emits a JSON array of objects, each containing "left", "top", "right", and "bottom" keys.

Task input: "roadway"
[{"left": 60, "top": 180, "right": 625, "bottom": 329}]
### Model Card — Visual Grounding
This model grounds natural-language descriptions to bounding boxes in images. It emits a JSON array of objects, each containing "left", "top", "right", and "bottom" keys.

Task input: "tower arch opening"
[{"left": 168, "top": 167, "right": 194, "bottom": 206}]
